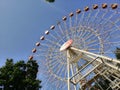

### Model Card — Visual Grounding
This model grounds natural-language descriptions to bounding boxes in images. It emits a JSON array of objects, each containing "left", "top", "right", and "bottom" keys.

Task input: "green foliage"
[
  {"left": 115, "top": 47, "right": 120, "bottom": 67},
  {"left": 115, "top": 47, "right": 120, "bottom": 59},
  {"left": 46, "top": 0, "right": 55, "bottom": 3},
  {"left": 0, "top": 59, "right": 41, "bottom": 90}
]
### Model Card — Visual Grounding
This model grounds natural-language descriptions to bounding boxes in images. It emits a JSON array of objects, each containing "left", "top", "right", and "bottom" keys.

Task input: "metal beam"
[{"left": 70, "top": 47, "right": 120, "bottom": 71}]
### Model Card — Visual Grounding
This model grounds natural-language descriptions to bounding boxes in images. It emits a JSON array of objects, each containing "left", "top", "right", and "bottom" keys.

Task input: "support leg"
[{"left": 67, "top": 50, "right": 70, "bottom": 90}]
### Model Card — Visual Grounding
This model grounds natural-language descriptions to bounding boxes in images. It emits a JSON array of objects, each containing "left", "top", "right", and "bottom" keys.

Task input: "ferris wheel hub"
[{"left": 60, "top": 39, "right": 73, "bottom": 51}]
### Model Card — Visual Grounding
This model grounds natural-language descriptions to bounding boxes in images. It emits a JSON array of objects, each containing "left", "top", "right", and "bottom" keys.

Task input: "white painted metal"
[
  {"left": 67, "top": 50, "right": 70, "bottom": 90},
  {"left": 70, "top": 47, "right": 120, "bottom": 71},
  {"left": 70, "top": 65, "right": 77, "bottom": 90}
]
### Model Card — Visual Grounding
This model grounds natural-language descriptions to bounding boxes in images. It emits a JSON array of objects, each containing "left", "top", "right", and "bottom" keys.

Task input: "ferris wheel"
[{"left": 29, "top": 3, "right": 120, "bottom": 90}]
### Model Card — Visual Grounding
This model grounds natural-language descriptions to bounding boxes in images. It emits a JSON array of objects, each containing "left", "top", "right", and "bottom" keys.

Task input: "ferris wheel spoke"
[
  {"left": 50, "top": 30, "right": 65, "bottom": 43},
  {"left": 38, "top": 42, "right": 55, "bottom": 48},
  {"left": 63, "top": 20, "right": 70, "bottom": 40},
  {"left": 86, "top": 39, "right": 99, "bottom": 45},
  {"left": 84, "top": 10, "right": 93, "bottom": 26},
  {"left": 103, "top": 18, "right": 120, "bottom": 30},
  {"left": 78, "top": 30, "right": 87, "bottom": 40},
  {"left": 49, "top": 53, "right": 61, "bottom": 58},
  {"left": 48, "top": 47, "right": 60, "bottom": 53},
  {"left": 65, "top": 68, "right": 68, "bottom": 81},
  {"left": 48, "top": 49, "right": 61, "bottom": 54},
  {"left": 49, "top": 59, "right": 63, "bottom": 69},
  {"left": 110, "top": 36, "right": 120, "bottom": 42},
  {"left": 45, "top": 38, "right": 61, "bottom": 47},
  {"left": 85, "top": 28, "right": 99, "bottom": 37},
  {"left": 55, "top": 64, "right": 66, "bottom": 77},
  {"left": 52, "top": 27, "right": 64, "bottom": 39},
  {"left": 69, "top": 14, "right": 73, "bottom": 28},
  {"left": 73, "top": 13, "right": 80, "bottom": 40},
  {"left": 47, "top": 70, "right": 58, "bottom": 80},
  {"left": 88, "top": 9, "right": 100, "bottom": 27},
  {"left": 37, "top": 47, "right": 59, "bottom": 54},
  {"left": 99, "top": 9, "right": 108, "bottom": 20},
  {"left": 80, "top": 28, "right": 90, "bottom": 39},
  {"left": 52, "top": 63, "right": 62, "bottom": 75},
  {"left": 100, "top": 28, "right": 112, "bottom": 36},
  {"left": 99, "top": 20, "right": 118, "bottom": 35},
  {"left": 50, "top": 57, "right": 65, "bottom": 65},
  {"left": 35, "top": 53, "right": 47, "bottom": 57},
  {"left": 103, "top": 51, "right": 116, "bottom": 54},
  {"left": 56, "top": 81, "right": 62, "bottom": 89},
  {"left": 36, "top": 46, "right": 46, "bottom": 51},
  {"left": 47, "top": 60, "right": 61, "bottom": 68},
  {"left": 92, "top": 9, "right": 108, "bottom": 30},
  {"left": 43, "top": 77, "right": 51, "bottom": 88},
  {"left": 48, "top": 32, "right": 60, "bottom": 41},
  {"left": 85, "top": 34, "right": 98, "bottom": 42},
  {"left": 107, "top": 41, "right": 120, "bottom": 46},
  {"left": 47, "top": 60, "right": 58, "bottom": 69},
  {"left": 100, "top": 11, "right": 116, "bottom": 26},
  {"left": 100, "top": 30, "right": 119, "bottom": 43},
  {"left": 78, "top": 12, "right": 85, "bottom": 25},
  {"left": 49, "top": 53, "right": 66, "bottom": 60},
  {"left": 77, "top": 27, "right": 87, "bottom": 39},
  {"left": 87, "top": 44, "right": 99, "bottom": 50},
  {"left": 49, "top": 75, "right": 58, "bottom": 84},
  {"left": 109, "top": 35, "right": 120, "bottom": 42},
  {"left": 57, "top": 23, "right": 66, "bottom": 38},
  {"left": 75, "top": 13, "right": 79, "bottom": 27},
  {"left": 51, "top": 54, "right": 65, "bottom": 61},
  {"left": 44, "top": 71, "right": 54, "bottom": 83},
  {"left": 59, "top": 64, "right": 67, "bottom": 79},
  {"left": 114, "top": 17, "right": 120, "bottom": 24},
  {"left": 82, "top": 30, "right": 93, "bottom": 40},
  {"left": 42, "top": 65, "right": 63, "bottom": 89},
  {"left": 110, "top": 28, "right": 120, "bottom": 37},
  {"left": 36, "top": 50, "right": 46, "bottom": 56},
  {"left": 69, "top": 26, "right": 75, "bottom": 40},
  {"left": 77, "top": 29, "right": 84, "bottom": 38},
  {"left": 83, "top": 32, "right": 94, "bottom": 41},
  {"left": 56, "top": 64, "right": 65, "bottom": 77}
]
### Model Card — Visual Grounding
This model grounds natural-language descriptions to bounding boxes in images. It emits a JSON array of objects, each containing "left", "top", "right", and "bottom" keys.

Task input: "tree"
[
  {"left": 0, "top": 59, "right": 14, "bottom": 90},
  {"left": 115, "top": 47, "right": 120, "bottom": 59},
  {"left": 25, "top": 60, "right": 41, "bottom": 90},
  {"left": 115, "top": 47, "right": 120, "bottom": 67},
  {"left": 0, "top": 59, "right": 42, "bottom": 90}
]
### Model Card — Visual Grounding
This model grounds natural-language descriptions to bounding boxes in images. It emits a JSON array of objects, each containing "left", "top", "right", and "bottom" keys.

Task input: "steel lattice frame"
[{"left": 29, "top": 3, "right": 120, "bottom": 90}]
